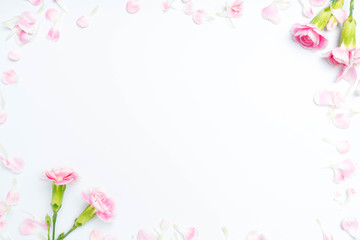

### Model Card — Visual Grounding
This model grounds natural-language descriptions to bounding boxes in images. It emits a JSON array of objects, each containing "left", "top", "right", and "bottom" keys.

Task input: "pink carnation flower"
[
  {"left": 291, "top": 23, "right": 327, "bottom": 50},
  {"left": 82, "top": 189, "right": 115, "bottom": 222},
  {"left": 326, "top": 47, "right": 360, "bottom": 66},
  {"left": 45, "top": 168, "right": 78, "bottom": 185}
]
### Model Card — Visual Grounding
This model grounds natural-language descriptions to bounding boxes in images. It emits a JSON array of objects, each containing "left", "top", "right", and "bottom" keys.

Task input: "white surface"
[{"left": 0, "top": 0, "right": 360, "bottom": 240}]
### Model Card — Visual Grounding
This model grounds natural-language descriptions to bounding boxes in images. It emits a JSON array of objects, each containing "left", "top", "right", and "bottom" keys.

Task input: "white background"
[{"left": 1, "top": 0, "right": 360, "bottom": 239}]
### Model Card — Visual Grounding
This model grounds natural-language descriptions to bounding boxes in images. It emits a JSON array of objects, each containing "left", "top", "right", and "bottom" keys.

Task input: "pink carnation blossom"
[
  {"left": 45, "top": 168, "right": 78, "bottom": 185},
  {"left": 331, "top": 159, "right": 356, "bottom": 183},
  {"left": 17, "top": 30, "right": 33, "bottom": 45},
  {"left": 291, "top": 23, "right": 327, "bottom": 50},
  {"left": 332, "top": 112, "right": 352, "bottom": 129},
  {"left": 82, "top": 189, "right": 115, "bottom": 222}
]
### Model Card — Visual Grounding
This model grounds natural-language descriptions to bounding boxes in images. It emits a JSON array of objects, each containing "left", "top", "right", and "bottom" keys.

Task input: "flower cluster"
[{"left": 19, "top": 168, "right": 115, "bottom": 240}]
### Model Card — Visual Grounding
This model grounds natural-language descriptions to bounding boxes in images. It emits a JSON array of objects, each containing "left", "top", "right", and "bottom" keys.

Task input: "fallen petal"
[
  {"left": 1, "top": 157, "right": 25, "bottom": 174},
  {"left": 193, "top": 10, "right": 208, "bottom": 25},
  {"left": 337, "top": 67, "right": 357, "bottom": 84},
  {"left": 2, "top": 70, "right": 18, "bottom": 85},
  {"left": 6, "top": 180, "right": 20, "bottom": 206},
  {"left": 178, "top": 227, "right": 198, "bottom": 240},
  {"left": 341, "top": 217, "right": 358, "bottom": 237},
  {"left": 126, "top": 0, "right": 140, "bottom": 14},
  {"left": 90, "top": 230, "right": 105, "bottom": 240},
  {"left": 183, "top": 2, "right": 194, "bottom": 15},
  {"left": 333, "top": 168, "right": 345, "bottom": 183},
  {"left": 17, "top": 30, "right": 32, "bottom": 45},
  {"left": 332, "top": 113, "right": 351, "bottom": 129},
  {"left": 137, "top": 229, "right": 157, "bottom": 240},
  {"left": 19, "top": 219, "right": 37, "bottom": 235},
  {"left": 8, "top": 49, "right": 21, "bottom": 61},
  {"left": 313, "top": 90, "right": 343, "bottom": 108},
  {"left": 29, "top": 0, "right": 41, "bottom": 5},
  {"left": 45, "top": 9, "right": 59, "bottom": 22},
  {"left": 336, "top": 141, "right": 351, "bottom": 154},
  {"left": 77, "top": 16, "right": 91, "bottom": 28},
  {"left": 261, "top": 3, "right": 281, "bottom": 24},
  {"left": 47, "top": 27, "right": 60, "bottom": 42},
  {"left": 338, "top": 159, "right": 356, "bottom": 178}
]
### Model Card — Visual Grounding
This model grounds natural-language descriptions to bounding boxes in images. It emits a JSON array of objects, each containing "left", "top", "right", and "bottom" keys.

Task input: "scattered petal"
[
  {"left": 336, "top": 141, "right": 351, "bottom": 154},
  {"left": 183, "top": 2, "right": 194, "bottom": 15},
  {"left": 2, "top": 70, "right": 18, "bottom": 85},
  {"left": 314, "top": 90, "right": 344, "bottom": 108},
  {"left": 17, "top": 12, "right": 37, "bottom": 34},
  {"left": 45, "top": 9, "right": 59, "bottom": 22},
  {"left": 341, "top": 217, "right": 358, "bottom": 237},
  {"left": 126, "top": 0, "right": 141, "bottom": 14},
  {"left": 333, "top": 168, "right": 345, "bottom": 183},
  {"left": 193, "top": 10, "right": 208, "bottom": 25},
  {"left": 47, "top": 27, "right": 60, "bottom": 42},
  {"left": 162, "top": 0, "right": 173, "bottom": 12},
  {"left": 337, "top": 67, "right": 357, "bottom": 84},
  {"left": 309, "top": 0, "right": 326, "bottom": 7},
  {"left": 6, "top": 180, "right": 20, "bottom": 206},
  {"left": 245, "top": 231, "right": 266, "bottom": 240},
  {"left": 77, "top": 16, "right": 91, "bottom": 28},
  {"left": 1, "top": 157, "right": 25, "bottom": 174},
  {"left": 137, "top": 229, "right": 157, "bottom": 240},
  {"left": 332, "top": 112, "right": 351, "bottom": 129},
  {"left": 29, "top": 0, "right": 41, "bottom": 5},
  {"left": 178, "top": 227, "right": 197, "bottom": 240},
  {"left": 338, "top": 159, "right": 356, "bottom": 178},
  {"left": 8, "top": 49, "right": 21, "bottom": 61},
  {"left": 261, "top": 3, "right": 281, "bottom": 25},
  {"left": 228, "top": 0, "right": 244, "bottom": 18},
  {"left": 90, "top": 230, "right": 105, "bottom": 240},
  {"left": 19, "top": 219, "right": 37, "bottom": 235}
]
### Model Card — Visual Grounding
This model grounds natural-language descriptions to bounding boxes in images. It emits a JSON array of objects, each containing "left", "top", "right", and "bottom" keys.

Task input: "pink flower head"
[
  {"left": 327, "top": 47, "right": 360, "bottom": 67},
  {"left": 16, "top": 12, "right": 37, "bottom": 34},
  {"left": 314, "top": 90, "right": 344, "bottom": 108},
  {"left": 45, "top": 168, "right": 78, "bottom": 185},
  {"left": 291, "top": 23, "right": 327, "bottom": 50},
  {"left": 29, "top": 0, "right": 42, "bottom": 5},
  {"left": 82, "top": 189, "right": 115, "bottom": 222},
  {"left": 228, "top": 0, "right": 244, "bottom": 18}
]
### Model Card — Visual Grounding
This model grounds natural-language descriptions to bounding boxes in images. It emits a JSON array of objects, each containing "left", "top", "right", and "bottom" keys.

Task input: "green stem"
[
  {"left": 47, "top": 226, "right": 50, "bottom": 240},
  {"left": 57, "top": 226, "right": 77, "bottom": 240},
  {"left": 350, "top": 0, "right": 354, "bottom": 16},
  {"left": 52, "top": 213, "right": 57, "bottom": 240}
]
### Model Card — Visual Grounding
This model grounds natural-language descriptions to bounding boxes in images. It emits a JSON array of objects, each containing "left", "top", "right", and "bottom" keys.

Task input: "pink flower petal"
[
  {"left": 29, "top": 0, "right": 41, "bottom": 5},
  {"left": 1, "top": 157, "right": 25, "bottom": 174},
  {"left": 336, "top": 141, "right": 351, "bottom": 154},
  {"left": 2, "top": 70, "right": 18, "bottom": 85},
  {"left": 17, "top": 12, "right": 37, "bottom": 33},
  {"left": 77, "top": 16, "right": 91, "bottom": 28},
  {"left": 347, "top": 187, "right": 356, "bottom": 198},
  {"left": 126, "top": 0, "right": 140, "bottom": 14},
  {"left": 178, "top": 227, "right": 197, "bottom": 240},
  {"left": 45, "top": 9, "right": 59, "bottom": 22},
  {"left": 193, "top": 10, "right": 208, "bottom": 25},
  {"left": 332, "top": 113, "right": 351, "bottom": 129},
  {"left": 261, "top": 3, "right": 281, "bottom": 25},
  {"left": 333, "top": 168, "right": 345, "bottom": 183},
  {"left": 302, "top": 5, "right": 313, "bottom": 18},
  {"left": 331, "top": 8, "right": 347, "bottom": 23},
  {"left": 313, "top": 90, "right": 344, "bottom": 108},
  {"left": 8, "top": 49, "right": 21, "bottom": 61},
  {"left": 183, "top": 2, "right": 194, "bottom": 15},
  {"left": 137, "top": 229, "right": 157, "bottom": 240},
  {"left": 309, "top": 0, "right": 326, "bottom": 7},
  {"left": 341, "top": 217, "right": 358, "bottom": 237},
  {"left": 245, "top": 231, "right": 266, "bottom": 240},
  {"left": 6, "top": 182, "right": 20, "bottom": 206},
  {"left": 19, "top": 219, "right": 37, "bottom": 235},
  {"left": 326, "top": 16, "right": 338, "bottom": 31},
  {"left": 228, "top": 0, "right": 244, "bottom": 18},
  {"left": 338, "top": 159, "right": 356, "bottom": 178},
  {"left": 47, "top": 27, "right": 60, "bottom": 42},
  {"left": 17, "top": 30, "right": 32, "bottom": 45},
  {"left": 0, "top": 201, "right": 7, "bottom": 218},
  {"left": 162, "top": 1, "right": 173, "bottom": 11},
  {"left": 90, "top": 230, "right": 105, "bottom": 240},
  {"left": 337, "top": 67, "right": 357, "bottom": 84}
]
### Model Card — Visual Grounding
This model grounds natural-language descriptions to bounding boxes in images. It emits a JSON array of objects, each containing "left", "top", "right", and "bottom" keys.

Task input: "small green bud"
[
  {"left": 45, "top": 214, "right": 51, "bottom": 229},
  {"left": 73, "top": 205, "right": 97, "bottom": 228},
  {"left": 341, "top": 16, "right": 357, "bottom": 49}
]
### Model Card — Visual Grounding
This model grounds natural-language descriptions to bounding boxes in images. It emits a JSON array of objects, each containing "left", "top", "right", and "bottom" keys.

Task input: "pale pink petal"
[
  {"left": 183, "top": 2, "right": 194, "bottom": 15},
  {"left": 162, "top": 0, "right": 173, "bottom": 11},
  {"left": 302, "top": 5, "right": 313, "bottom": 18},
  {"left": 336, "top": 141, "right": 351, "bottom": 154},
  {"left": 326, "top": 16, "right": 338, "bottom": 31},
  {"left": 0, "top": 201, "right": 7, "bottom": 218},
  {"left": 338, "top": 159, "right": 356, "bottom": 178},
  {"left": 0, "top": 111, "right": 7, "bottom": 125},
  {"left": 77, "top": 16, "right": 91, "bottom": 28},
  {"left": 352, "top": 49, "right": 360, "bottom": 65},
  {"left": 309, "top": 0, "right": 326, "bottom": 7},
  {"left": 29, "top": 0, "right": 41, "bottom": 5},
  {"left": 193, "top": 10, "right": 208, "bottom": 25},
  {"left": 313, "top": 90, "right": 343, "bottom": 108},
  {"left": 333, "top": 168, "right": 345, "bottom": 183},
  {"left": 178, "top": 227, "right": 198, "bottom": 240},
  {"left": 17, "top": 30, "right": 32, "bottom": 45},
  {"left": 17, "top": 12, "right": 37, "bottom": 33},
  {"left": 90, "top": 230, "right": 105, "bottom": 240},
  {"left": 1, "top": 157, "right": 25, "bottom": 174},
  {"left": 126, "top": 0, "right": 140, "bottom": 14},
  {"left": 245, "top": 231, "right": 266, "bottom": 240},
  {"left": 137, "top": 229, "right": 156, "bottom": 240},
  {"left": 45, "top": 9, "right": 59, "bottom": 22},
  {"left": 261, "top": 3, "right": 281, "bottom": 25},
  {"left": 341, "top": 217, "right": 358, "bottom": 237},
  {"left": 2, "top": 70, "right": 18, "bottom": 85},
  {"left": 8, "top": 49, "right": 21, "bottom": 61},
  {"left": 337, "top": 67, "right": 357, "bottom": 84},
  {"left": 6, "top": 183, "right": 20, "bottom": 206},
  {"left": 228, "top": 0, "right": 244, "bottom": 18},
  {"left": 347, "top": 187, "right": 356, "bottom": 198},
  {"left": 331, "top": 8, "right": 347, "bottom": 24},
  {"left": 332, "top": 113, "right": 351, "bottom": 129},
  {"left": 19, "top": 219, "right": 37, "bottom": 235},
  {"left": 47, "top": 27, "right": 60, "bottom": 42},
  {"left": 82, "top": 192, "right": 91, "bottom": 204}
]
